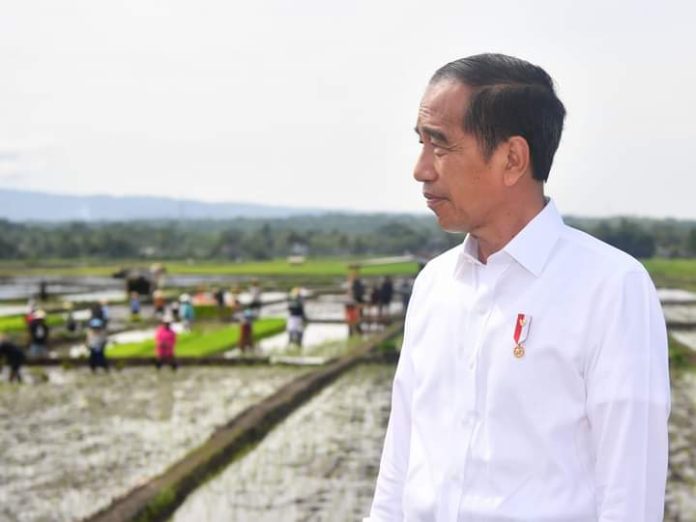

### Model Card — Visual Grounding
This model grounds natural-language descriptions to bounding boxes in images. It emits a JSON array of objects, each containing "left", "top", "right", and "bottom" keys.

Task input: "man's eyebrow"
[{"left": 414, "top": 126, "right": 449, "bottom": 145}]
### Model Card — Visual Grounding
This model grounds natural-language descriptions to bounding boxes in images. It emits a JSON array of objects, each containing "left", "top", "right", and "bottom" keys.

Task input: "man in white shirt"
[{"left": 366, "top": 54, "right": 670, "bottom": 521}]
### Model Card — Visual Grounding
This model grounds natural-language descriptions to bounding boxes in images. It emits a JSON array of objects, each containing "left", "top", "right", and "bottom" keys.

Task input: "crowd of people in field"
[
  {"left": 0, "top": 275, "right": 413, "bottom": 383},
  {"left": 345, "top": 275, "right": 412, "bottom": 336}
]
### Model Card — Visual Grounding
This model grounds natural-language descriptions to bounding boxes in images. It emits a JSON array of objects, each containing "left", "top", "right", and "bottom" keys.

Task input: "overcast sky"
[{"left": 1, "top": 0, "right": 694, "bottom": 218}]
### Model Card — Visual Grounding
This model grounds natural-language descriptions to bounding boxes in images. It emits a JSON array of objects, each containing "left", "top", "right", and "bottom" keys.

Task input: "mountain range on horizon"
[
  {"left": 0, "top": 188, "right": 339, "bottom": 222},
  {"left": 0, "top": 188, "right": 691, "bottom": 225}
]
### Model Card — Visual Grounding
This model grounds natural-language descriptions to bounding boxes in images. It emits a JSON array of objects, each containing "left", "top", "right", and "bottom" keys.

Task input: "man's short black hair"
[{"left": 431, "top": 53, "right": 566, "bottom": 182}]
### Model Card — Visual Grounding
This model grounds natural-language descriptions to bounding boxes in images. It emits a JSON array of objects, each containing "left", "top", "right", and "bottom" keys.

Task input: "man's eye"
[{"left": 431, "top": 142, "right": 448, "bottom": 154}]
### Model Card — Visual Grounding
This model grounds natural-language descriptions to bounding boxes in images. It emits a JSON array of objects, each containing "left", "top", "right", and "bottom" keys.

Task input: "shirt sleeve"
[
  {"left": 364, "top": 278, "right": 422, "bottom": 522},
  {"left": 586, "top": 269, "right": 671, "bottom": 521}
]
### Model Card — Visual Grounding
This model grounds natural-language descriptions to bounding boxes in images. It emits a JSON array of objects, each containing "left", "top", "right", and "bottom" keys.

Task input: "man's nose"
[{"left": 413, "top": 147, "right": 437, "bottom": 182}]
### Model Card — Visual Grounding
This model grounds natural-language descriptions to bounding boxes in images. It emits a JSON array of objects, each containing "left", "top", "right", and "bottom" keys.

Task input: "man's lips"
[{"left": 423, "top": 193, "right": 447, "bottom": 209}]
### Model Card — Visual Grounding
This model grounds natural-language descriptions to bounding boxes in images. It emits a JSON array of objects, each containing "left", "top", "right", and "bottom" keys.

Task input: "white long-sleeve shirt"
[{"left": 367, "top": 201, "right": 670, "bottom": 522}]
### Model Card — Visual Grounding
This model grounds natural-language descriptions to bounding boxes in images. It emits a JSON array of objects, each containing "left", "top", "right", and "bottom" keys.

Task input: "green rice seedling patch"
[
  {"left": 0, "top": 313, "right": 65, "bottom": 335},
  {"left": 107, "top": 318, "right": 286, "bottom": 358}
]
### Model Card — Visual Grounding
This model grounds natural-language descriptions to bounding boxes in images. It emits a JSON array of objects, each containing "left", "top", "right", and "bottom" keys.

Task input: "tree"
[{"left": 592, "top": 220, "right": 656, "bottom": 259}]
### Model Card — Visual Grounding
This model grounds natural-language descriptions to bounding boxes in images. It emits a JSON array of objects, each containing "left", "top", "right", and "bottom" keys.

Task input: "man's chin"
[{"left": 434, "top": 212, "right": 468, "bottom": 234}]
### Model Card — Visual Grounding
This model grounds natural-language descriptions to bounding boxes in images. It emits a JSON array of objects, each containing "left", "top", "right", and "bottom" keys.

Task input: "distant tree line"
[{"left": 0, "top": 213, "right": 694, "bottom": 261}]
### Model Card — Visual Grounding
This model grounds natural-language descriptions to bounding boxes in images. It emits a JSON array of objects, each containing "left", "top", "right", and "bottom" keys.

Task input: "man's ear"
[{"left": 502, "top": 136, "right": 531, "bottom": 187}]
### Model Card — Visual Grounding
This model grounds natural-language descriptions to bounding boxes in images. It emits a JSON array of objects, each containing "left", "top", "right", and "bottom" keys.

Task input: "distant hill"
[{"left": 0, "top": 189, "right": 329, "bottom": 222}]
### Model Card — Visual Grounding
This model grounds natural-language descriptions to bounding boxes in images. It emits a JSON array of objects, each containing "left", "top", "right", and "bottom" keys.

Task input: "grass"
[
  {"left": 192, "top": 305, "right": 237, "bottom": 321},
  {"left": 162, "top": 258, "right": 420, "bottom": 277},
  {"left": 0, "top": 257, "right": 419, "bottom": 278},
  {"left": 642, "top": 258, "right": 696, "bottom": 292},
  {"left": 0, "top": 313, "right": 65, "bottom": 335},
  {"left": 668, "top": 334, "right": 696, "bottom": 370},
  {"left": 375, "top": 334, "right": 404, "bottom": 354},
  {"left": 2, "top": 256, "right": 695, "bottom": 281},
  {"left": 107, "top": 317, "right": 286, "bottom": 358}
]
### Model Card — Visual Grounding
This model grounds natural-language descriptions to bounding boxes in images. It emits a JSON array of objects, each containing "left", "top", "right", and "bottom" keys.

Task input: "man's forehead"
[{"left": 418, "top": 79, "right": 472, "bottom": 127}]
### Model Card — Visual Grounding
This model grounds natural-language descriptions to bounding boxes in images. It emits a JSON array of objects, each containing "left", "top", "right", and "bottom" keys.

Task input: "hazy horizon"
[{"left": 3, "top": 187, "right": 695, "bottom": 223}]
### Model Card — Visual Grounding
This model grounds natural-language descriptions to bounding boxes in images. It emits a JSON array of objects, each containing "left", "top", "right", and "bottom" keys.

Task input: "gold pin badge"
[{"left": 513, "top": 313, "right": 531, "bottom": 359}]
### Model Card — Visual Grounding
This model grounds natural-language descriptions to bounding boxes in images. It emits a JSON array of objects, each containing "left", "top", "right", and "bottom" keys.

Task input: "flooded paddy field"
[
  {"left": 170, "top": 362, "right": 696, "bottom": 522},
  {"left": 172, "top": 363, "right": 395, "bottom": 522},
  {"left": 666, "top": 370, "right": 696, "bottom": 521},
  {"left": 0, "top": 365, "right": 309, "bottom": 522},
  {"left": 658, "top": 288, "right": 696, "bottom": 303},
  {"left": 257, "top": 323, "right": 350, "bottom": 356},
  {"left": 663, "top": 302, "right": 696, "bottom": 325},
  {"left": 0, "top": 276, "right": 118, "bottom": 301}
]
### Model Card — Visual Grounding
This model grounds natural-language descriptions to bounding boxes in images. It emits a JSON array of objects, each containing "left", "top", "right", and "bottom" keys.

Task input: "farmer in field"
[
  {"left": 90, "top": 299, "right": 110, "bottom": 329},
  {"left": 179, "top": 293, "right": 195, "bottom": 331},
  {"left": 344, "top": 300, "right": 361, "bottom": 337},
  {"left": 152, "top": 289, "right": 166, "bottom": 319},
  {"left": 64, "top": 302, "right": 77, "bottom": 333},
  {"left": 378, "top": 276, "right": 394, "bottom": 319},
  {"left": 0, "top": 334, "right": 25, "bottom": 383},
  {"left": 154, "top": 313, "right": 178, "bottom": 370},
  {"left": 27, "top": 309, "right": 49, "bottom": 358},
  {"left": 287, "top": 287, "right": 306, "bottom": 348},
  {"left": 238, "top": 308, "right": 254, "bottom": 352},
  {"left": 249, "top": 279, "right": 262, "bottom": 318},
  {"left": 367, "top": 54, "right": 670, "bottom": 521},
  {"left": 226, "top": 285, "right": 242, "bottom": 320},
  {"left": 86, "top": 317, "right": 109, "bottom": 372},
  {"left": 350, "top": 274, "right": 366, "bottom": 305},
  {"left": 397, "top": 277, "right": 412, "bottom": 314},
  {"left": 129, "top": 291, "right": 141, "bottom": 321},
  {"left": 213, "top": 287, "right": 225, "bottom": 319},
  {"left": 368, "top": 282, "right": 381, "bottom": 322}
]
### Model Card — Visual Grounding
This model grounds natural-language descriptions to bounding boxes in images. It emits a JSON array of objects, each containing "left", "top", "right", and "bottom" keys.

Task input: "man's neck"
[{"left": 475, "top": 196, "right": 547, "bottom": 263}]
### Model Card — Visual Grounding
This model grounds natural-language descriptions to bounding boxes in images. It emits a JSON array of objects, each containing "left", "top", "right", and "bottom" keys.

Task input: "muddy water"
[
  {"left": 170, "top": 363, "right": 696, "bottom": 522},
  {"left": 0, "top": 366, "right": 309, "bottom": 522},
  {"left": 666, "top": 370, "right": 696, "bottom": 521},
  {"left": 62, "top": 289, "right": 126, "bottom": 303},
  {"left": 0, "top": 304, "right": 29, "bottom": 317},
  {"left": 259, "top": 294, "right": 345, "bottom": 320},
  {"left": 659, "top": 289, "right": 696, "bottom": 302},
  {"left": 257, "top": 324, "right": 349, "bottom": 355},
  {"left": 172, "top": 364, "right": 394, "bottom": 522},
  {"left": 671, "top": 330, "right": 696, "bottom": 351},
  {"left": 664, "top": 305, "right": 696, "bottom": 325}
]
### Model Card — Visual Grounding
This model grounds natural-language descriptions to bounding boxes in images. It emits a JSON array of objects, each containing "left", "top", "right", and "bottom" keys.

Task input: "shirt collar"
[{"left": 456, "top": 199, "right": 564, "bottom": 278}]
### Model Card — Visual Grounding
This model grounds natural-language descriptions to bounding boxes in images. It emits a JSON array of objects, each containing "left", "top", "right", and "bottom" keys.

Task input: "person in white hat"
[{"left": 27, "top": 309, "right": 49, "bottom": 359}]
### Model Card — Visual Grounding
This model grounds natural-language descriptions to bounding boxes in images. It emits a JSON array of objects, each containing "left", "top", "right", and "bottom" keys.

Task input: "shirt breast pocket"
[{"left": 485, "top": 313, "right": 587, "bottom": 426}]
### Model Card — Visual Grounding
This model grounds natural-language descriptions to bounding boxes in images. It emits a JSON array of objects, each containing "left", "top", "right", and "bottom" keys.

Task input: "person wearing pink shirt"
[{"left": 154, "top": 314, "right": 177, "bottom": 370}]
